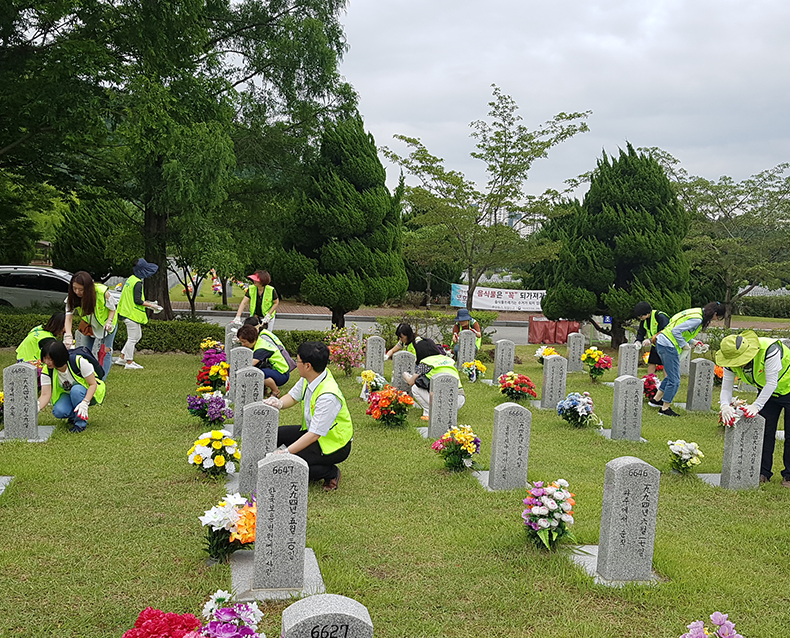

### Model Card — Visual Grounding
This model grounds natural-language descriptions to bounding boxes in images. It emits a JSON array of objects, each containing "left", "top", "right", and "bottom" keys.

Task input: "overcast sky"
[{"left": 339, "top": 0, "right": 790, "bottom": 196}]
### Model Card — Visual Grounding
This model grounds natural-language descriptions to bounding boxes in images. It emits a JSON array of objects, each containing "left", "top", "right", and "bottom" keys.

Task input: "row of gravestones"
[{"left": 567, "top": 333, "right": 694, "bottom": 377}]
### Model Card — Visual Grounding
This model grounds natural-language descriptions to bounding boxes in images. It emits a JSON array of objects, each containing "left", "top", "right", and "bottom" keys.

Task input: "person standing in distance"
[
  {"left": 115, "top": 258, "right": 162, "bottom": 370},
  {"left": 233, "top": 270, "right": 279, "bottom": 329}
]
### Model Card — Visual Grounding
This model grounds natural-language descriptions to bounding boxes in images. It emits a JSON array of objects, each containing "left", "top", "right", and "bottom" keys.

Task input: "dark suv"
[{"left": 0, "top": 266, "right": 72, "bottom": 307}]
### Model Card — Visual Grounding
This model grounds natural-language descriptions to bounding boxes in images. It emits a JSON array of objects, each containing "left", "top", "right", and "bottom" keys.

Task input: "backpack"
[
  {"left": 69, "top": 347, "right": 106, "bottom": 381},
  {"left": 260, "top": 334, "right": 298, "bottom": 373}
]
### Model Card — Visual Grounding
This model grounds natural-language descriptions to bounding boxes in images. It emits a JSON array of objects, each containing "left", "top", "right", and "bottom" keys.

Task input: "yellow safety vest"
[{"left": 299, "top": 370, "right": 353, "bottom": 455}]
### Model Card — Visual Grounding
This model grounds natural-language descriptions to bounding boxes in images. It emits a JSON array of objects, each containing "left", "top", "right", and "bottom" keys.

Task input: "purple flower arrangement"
[
  {"left": 187, "top": 394, "right": 233, "bottom": 426},
  {"left": 202, "top": 347, "right": 226, "bottom": 368},
  {"left": 200, "top": 590, "right": 264, "bottom": 638},
  {"left": 681, "top": 612, "right": 743, "bottom": 638}
]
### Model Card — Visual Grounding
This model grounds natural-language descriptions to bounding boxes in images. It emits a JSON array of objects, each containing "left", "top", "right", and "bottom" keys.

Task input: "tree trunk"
[
  {"left": 466, "top": 266, "right": 475, "bottom": 311},
  {"left": 610, "top": 318, "right": 627, "bottom": 349},
  {"left": 143, "top": 206, "right": 174, "bottom": 320},
  {"left": 724, "top": 273, "right": 733, "bottom": 329},
  {"left": 332, "top": 308, "right": 345, "bottom": 328},
  {"left": 425, "top": 270, "right": 432, "bottom": 309},
  {"left": 221, "top": 277, "right": 228, "bottom": 306}
]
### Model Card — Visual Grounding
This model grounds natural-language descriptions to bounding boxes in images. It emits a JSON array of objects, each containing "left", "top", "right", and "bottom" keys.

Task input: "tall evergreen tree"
[
  {"left": 531, "top": 144, "right": 690, "bottom": 347},
  {"left": 287, "top": 115, "right": 407, "bottom": 327}
]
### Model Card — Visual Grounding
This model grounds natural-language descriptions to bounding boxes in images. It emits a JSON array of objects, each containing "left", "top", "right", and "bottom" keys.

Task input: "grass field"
[
  {"left": 168, "top": 278, "right": 244, "bottom": 303},
  {"left": 0, "top": 345, "right": 788, "bottom": 637}
]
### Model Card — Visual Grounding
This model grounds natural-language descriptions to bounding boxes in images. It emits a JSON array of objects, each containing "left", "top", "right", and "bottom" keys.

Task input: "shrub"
[
  {"left": 734, "top": 295, "right": 790, "bottom": 319},
  {"left": 373, "top": 310, "right": 499, "bottom": 348}
]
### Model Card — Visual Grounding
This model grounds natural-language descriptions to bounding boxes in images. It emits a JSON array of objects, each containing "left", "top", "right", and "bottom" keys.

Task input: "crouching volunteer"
[
  {"left": 236, "top": 324, "right": 291, "bottom": 398},
  {"left": 38, "top": 340, "right": 106, "bottom": 433},
  {"left": 264, "top": 341, "right": 351, "bottom": 492},
  {"left": 384, "top": 323, "right": 423, "bottom": 360},
  {"left": 716, "top": 330, "right": 790, "bottom": 487},
  {"left": 402, "top": 338, "right": 465, "bottom": 422},
  {"left": 16, "top": 312, "right": 65, "bottom": 364}
]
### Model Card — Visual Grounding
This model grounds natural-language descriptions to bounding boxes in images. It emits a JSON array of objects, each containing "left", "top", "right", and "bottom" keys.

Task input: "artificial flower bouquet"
[
  {"left": 197, "top": 361, "right": 230, "bottom": 393},
  {"left": 462, "top": 359, "right": 487, "bottom": 382},
  {"left": 556, "top": 392, "right": 602, "bottom": 428},
  {"left": 643, "top": 373, "right": 659, "bottom": 402},
  {"left": 522, "top": 479, "right": 576, "bottom": 551},
  {"left": 642, "top": 351, "right": 664, "bottom": 371},
  {"left": 325, "top": 326, "right": 364, "bottom": 375},
  {"left": 359, "top": 369, "right": 387, "bottom": 401},
  {"left": 188, "top": 430, "right": 240, "bottom": 478},
  {"left": 431, "top": 425, "right": 481, "bottom": 471},
  {"left": 121, "top": 607, "right": 201, "bottom": 638},
  {"left": 582, "top": 347, "right": 612, "bottom": 381},
  {"left": 366, "top": 384, "right": 415, "bottom": 426},
  {"left": 498, "top": 372, "right": 537, "bottom": 401},
  {"left": 0, "top": 391, "right": 4, "bottom": 424},
  {"left": 200, "top": 338, "right": 224, "bottom": 352},
  {"left": 199, "top": 493, "right": 256, "bottom": 562},
  {"left": 714, "top": 365, "right": 724, "bottom": 386},
  {"left": 668, "top": 439, "right": 704, "bottom": 475},
  {"left": 535, "top": 345, "right": 559, "bottom": 365},
  {"left": 680, "top": 612, "right": 743, "bottom": 638},
  {"left": 187, "top": 394, "right": 233, "bottom": 427}
]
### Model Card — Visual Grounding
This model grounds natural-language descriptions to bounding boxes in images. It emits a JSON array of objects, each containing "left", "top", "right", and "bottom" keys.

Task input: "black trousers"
[
  {"left": 758, "top": 393, "right": 790, "bottom": 480},
  {"left": 276, "top": 425, "right": 351, "bottom": 483}
]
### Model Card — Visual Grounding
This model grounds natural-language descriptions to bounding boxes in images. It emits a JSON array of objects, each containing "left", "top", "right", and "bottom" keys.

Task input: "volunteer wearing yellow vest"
[
  {"left": 452, "top": 308, "right": 482, "bottom": 357},
  {"left": 632, "top": 301, "right": 670, "bottom": 376},
  {"left": 233, "top": 270, "right": 279, "bottom": 329},
  {"left": 115, "top": 258, "right": 162, "bottom": 370},
  {"left": 38, "top": 340, "right": 106, "bottom": 433},
  {"left": 651, "top": 302, "right": 725, "bottom": 417},
  {"left": 403, "top": 338, "right": 466, "bottom": 421},
  {"left": 16, "top": 313, "right": 65, "bottom": 363},
  {"left": 384, "top": 323, "right": 423, "bottom": 360},
  {"left": 63, "top": 271, "right": 119, "bottom": 379},
  {"left": 717, "top": 331, "right": 790, "bottom": 487},
  {"left": 236, "top": 324, "right": 291, "bottom": 398},
  {"left": 264, "top": 341, "right": 352, "bottom": 492}
]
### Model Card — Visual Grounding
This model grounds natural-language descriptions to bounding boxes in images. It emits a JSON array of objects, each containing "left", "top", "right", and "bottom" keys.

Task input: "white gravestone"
[
  {"left": 238, "top": 402, "right": 280, "bottom": 494},
  {"left": 700, "top": 415, "right": 765, "bottom": 490},
  {"left": 680, "top": 351, "right": 690, "bottom": 376},
  {"left": 2, "top": 362, "right": 39, "bottom": 440},
  {"left": 428, "top": 373, "right": 459, "bottom": 439},
  {"left": 233, "top": 366, "right": 265, "bottom": 438},
  {"left": 225, "top": 323, "right": 237, "bottom": 361},
  {"left": 686, "top": 358, "right": 715, "bottom": 412},
  {"left": 228, "top": 346, "right": 253, "bottom": 402},
  {"left": 617, "top": 343, "right": 640, "bottom": 378},
  {"left": 456, "top": 330, "right": 478, "bottom": 371},
  {"left": 567, "top": 333, "right": 585, "bottom": 373},
  {"left": 492, "top": 339, "right": 516, "bottom": 381},
  {"left": 610, "top": 375, "right": 644, "bottom": 442},
  {"left": 539, "top": 355, "right": 567, "bottom": 410},
  {"left": 281, "top": 594, "right": 373, "bottom": 638},
  {"left": 364, "top": 336, "right": 386, "bottom": 376},
  {"left": 391, "top": 351, "right": 415, "bottom": 393},
  {"left": 476, "top": 403, "right": 531, "bottom": 491}
]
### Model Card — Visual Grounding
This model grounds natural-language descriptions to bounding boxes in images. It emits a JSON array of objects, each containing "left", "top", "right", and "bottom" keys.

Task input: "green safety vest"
[
  {"left": 248, "top": 285, "right": 276, "bottom": 317},
  {"left": 405, "top": 336, "right": 423, "bottom": 357},
  {"left": 641, "top": 310, "right": 667, "bottom": 339},
  {"left": 16, "top": 326, "right": 55, "bottom": 362},
  {"left": 299, "top": 370, "right": 353, "bottom": 455},
  {"left": 421, "top": 354, "right": 462, "bottom": 388},
  {"left": 455, "top": 322, "right": 481, "bottom": 349},
  {"left": 118, "top": 275, "right": 148, "bottom": 324},
  {"left": 660, "top": 308, "right": 703, "bottom": 354},
  {"left": 46, "top": 355, "right": 106, "bottom": 406},
  {"left": 74, "top": 283, "right": 117, "bottom": 329},
  {"left": 254, "top": 331, "right": 288, "bottom": 374},
  {"left": 730, "top": 338, "right": 790, "bottom": 397}
]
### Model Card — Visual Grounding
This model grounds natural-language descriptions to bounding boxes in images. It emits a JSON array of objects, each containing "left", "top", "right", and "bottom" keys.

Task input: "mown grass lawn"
[
  {"left": 0, "top": 345, "right": 788, "bottom": 638},
  {"left": 168, "top": 278, "right": 243, "bottom": 303}
]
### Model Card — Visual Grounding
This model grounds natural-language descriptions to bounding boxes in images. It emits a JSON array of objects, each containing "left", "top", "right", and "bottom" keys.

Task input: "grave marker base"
[
  {"left": 596, "top": 428, "right": 648, "bottom": 443},
  {"left": 0, "top": 476, "right": 13, "bottom": 497},
  {"left": 530, "top": 400, "right": 557, "bottom": 411},
  {"left": 602, "top": 382, "right": 615, "bottom": 388},
  {"left": 231, "top": 548, "right": 325, "bottom": 601},
  {"left": 569, "top": 545, "right": 659, "bottom": 587},
  {"left": 697, "top": 473, "right": 721, "bottom": 488},
  {"left": 480, "top": 379, "right": 493, "bottom": 386},
  {"left": 0, "top": 425, "right": 55, "bottom": 443},
  {"left": 416, "top": 427, "right": 428, "bottom": 439},
  {"left": 472, "top": 470, "right": 494, "bottom": 492}
]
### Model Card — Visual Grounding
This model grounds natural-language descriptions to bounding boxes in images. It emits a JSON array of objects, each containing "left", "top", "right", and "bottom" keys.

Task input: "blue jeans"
[
  {"left": 262, "top": 368, "right": 290, "bottom": 386},
  {"left": 77, "top": 324, "right": 118, "bottom": 379},
  {"left": 52, "top": 385, "right": 88, "bottom": 429},
  {"left": 656, "top": 341, "right": 681, "bottom": 404}
]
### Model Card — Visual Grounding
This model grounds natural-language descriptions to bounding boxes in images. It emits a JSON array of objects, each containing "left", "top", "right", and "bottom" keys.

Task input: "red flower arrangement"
[
  {"left": 498, "top": 372, "right": 538, "bottom": 401},
  {"left": 122, "top": 607, "right": 201, "bottom": 638},
  {"left": 643, "top": 373, "right": 658, "bottom": 401},
  {"left": 366, "top": 384, "right": 415, "bottom": 426}
]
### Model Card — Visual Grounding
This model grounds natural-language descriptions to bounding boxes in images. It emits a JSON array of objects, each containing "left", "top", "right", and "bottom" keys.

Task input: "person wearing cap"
[
  {"left": 452, "top": 308, "right": 482, "bottom": 357},
  {"left": 402, "top": 338, "right": 466, "bottom": 421},
  {"left": 632, "top": 301, "right": 670, "bottom": 376},
  {"left": 114, "top": 258, "right": 162, "bottom": 370},
  {"left": 384, "top": 323, "right": 423, "bottom": 360},
  {"left": 233, "top": 270, "right": 279, "bottom": 329},
  {"left": 650, "top": 302, "right": 725, "bottom": 417},
  {"left": 716, "top": 330, "right": 790, "bottom": 487}
]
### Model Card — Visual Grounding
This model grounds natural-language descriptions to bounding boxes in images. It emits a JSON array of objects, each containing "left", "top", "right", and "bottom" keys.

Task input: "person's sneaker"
[
  {"left": 323, "top": 469, "right": 341, "bottom": 492},
  {"left": 760, "top": 475, "right": 770, "bottom": 484},
  {"left": 782, "top": 478, "right": 790, "bottom": 488},
  {"left": 124, "top": 361, "right": 144, "bottom": 370},
  {"left": 647, "top": 400, "right": 662, "bottom": 408},
  {"left": 658, "top": 407, "right": 681, "bottom": 417},
  {"left": 420, "top": 415, "right": 429, "bottom": 421},
  {"left": 113, "top": 357, "right": 126, "bottom": 366},
  {"left": 69, "top": 424, "right": 86, "bottom": 433}
]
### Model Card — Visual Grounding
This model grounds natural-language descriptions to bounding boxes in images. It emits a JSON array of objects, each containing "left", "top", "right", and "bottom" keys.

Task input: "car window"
[
  {"left": 6, "top": 273, "right": 39, "bottom": 289},
  {"left": 0, "top": 273, "right": 7, "bottom": 286},
  {"left": 38, "top": 275, "right": 70, "bottom": 293}
]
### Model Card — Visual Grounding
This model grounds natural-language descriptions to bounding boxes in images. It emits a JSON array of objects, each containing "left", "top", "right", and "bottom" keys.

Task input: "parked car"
[{"left": 0, "top": 266, "right": 72, "bottom": 307}]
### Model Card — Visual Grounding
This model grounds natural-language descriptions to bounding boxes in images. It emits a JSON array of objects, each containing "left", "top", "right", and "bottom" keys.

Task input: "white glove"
[
  {"left": 74, "top": 401, "right": 89, "bottom": 421},
  {"left": 264, "top": 397, "right": 283, "bottom": 409},
  {"left": 741, "top": 403, "right": 759, "bottom": 419},
  {"left": 384, "top": 353, "right": 391, "bottom": 361},
  {"left": 231, "top": 316, "right": 242, "bottom": 325},
  {"left": 64, "top": 333, "right": 74, "bottom": 348},
  {"left": 104, "top": 320, "right": 115, "bottom": 334},
  {"left": 641, "top": 339, "right": 652, "bottom": 348},
  {"left": 149, "top": 301, "right": 163, "bottom": 313},
  {"left": 262, "top": 313, "right": 271, "bottom": 324},
  {"left": 680, "top": 344, "right": 692, "bottom": 358},
  {"left": 694, "top": 343, "right": 710, "bottom": 354},
  {"left": 720, "top": 404, "right": 737, "bottom": 426}
]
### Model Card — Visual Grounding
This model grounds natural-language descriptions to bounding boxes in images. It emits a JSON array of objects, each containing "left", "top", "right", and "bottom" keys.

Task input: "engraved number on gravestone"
[{"left": 309, "top": 626, "right": 349, "bottom": 638}]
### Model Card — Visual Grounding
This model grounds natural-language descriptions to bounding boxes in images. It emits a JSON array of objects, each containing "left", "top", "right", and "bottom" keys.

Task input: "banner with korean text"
[{"left": 450, "top": 284, "right": 546, "bottom": 312}]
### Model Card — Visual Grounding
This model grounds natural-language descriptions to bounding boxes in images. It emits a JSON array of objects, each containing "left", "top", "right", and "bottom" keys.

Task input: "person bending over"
[
  {"left": 402, "top": 338, "right": 466, "bottom": 422},
  {"left": 236, "top": 324, "right": 290, "bottom": 398}
]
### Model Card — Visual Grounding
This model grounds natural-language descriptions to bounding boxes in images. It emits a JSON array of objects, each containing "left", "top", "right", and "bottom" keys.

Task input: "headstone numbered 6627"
[
  {"left": 281, "top": 594, "right": 374, "bottom": 638},
  {"left": 0, "top": 362, "right": 53, "bottom": 442}
]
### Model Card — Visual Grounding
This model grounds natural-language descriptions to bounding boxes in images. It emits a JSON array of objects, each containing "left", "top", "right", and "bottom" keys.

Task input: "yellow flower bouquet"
[{"left": 188, "top": 429, "right": 240, "bottom": 478}]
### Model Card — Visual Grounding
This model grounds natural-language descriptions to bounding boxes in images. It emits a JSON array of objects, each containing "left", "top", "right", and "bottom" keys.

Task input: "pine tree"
[
  {"left": 287, "top": 116, "right": 408, "bottom": 327},
  {"left": 532, "top": 144, "right": 691, "bottom": 347}
]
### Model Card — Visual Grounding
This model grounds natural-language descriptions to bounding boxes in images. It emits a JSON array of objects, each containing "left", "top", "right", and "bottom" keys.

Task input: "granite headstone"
[
  {"left": 365, "top": 336, "right": 386, "bottom": 376},
  {"left": 488, "top": 403, "right": 531, "bottom": 490},
  {"left": 617, "top": 343, "right": 640, "bottom": 378},
  {"left": 686, "top": 358, "right": 715, "bottom": 412},
  {"left": 680, "top": 352, "right": 690, "bottom": 376},
  {"left": 567, "top": 332, "right": 585, "bottom": 373},
  {"left": 239, "top": 402, "right": 280, "bottom": 494},
  {"left": 721, "top": 415, "right": 765, "bottom": 490},
  {"left": 391, "top": 351, "right": 415, "bottom": 393},
  {"left": 456, "top": 330, "right": 478, "bottom": 370},
  {"left": 492, "top": 339, "right": 516, "bottom": 381},
  {"left": 229, "top": 346, "right": 253, "bottom": 402},
  {"left": 428, "top": 373, "right": 458, "bottom": 439},
  {"left": 234, "top": 366, "right": 265, "bottom": 438},
  {"left": 2, "top": 362, "right": 38, "bottom": 440},
  {"left": 540, "top": 355, "right": 567, "bottom": 410},
  {"left": 610, "top": 375, "right": 644, "bottom": 441},
  {"left": 281, "top": 594, "right": 374, "bottom": 638}
]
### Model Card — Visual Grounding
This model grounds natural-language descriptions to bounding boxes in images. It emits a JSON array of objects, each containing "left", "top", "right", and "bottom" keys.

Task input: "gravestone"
[
  {"left": 238, "top": 402, "right": 280, "bottom": 494},
  {"left": 720, "top": 415, "right": 765, "bottom": 489},
  {"left": 391, "top": 351, "right": 415, "bottom": 393},
  {"left": 617, "top": 343, "right": 640, "bottom": 378},
  {"left": 686, "top": 358, "right": 715, "bottom": 412},
  {"left": 539, "top": 355, "right": 567, "bottom": 410},
  {"left": 492, "top": 339, "right": 516, "bottom": 381},
  {"left": 567, "top": 332, "right": 585, "bottom": 373},
  {"left": 0, "top": 476, "right": 13, "bottom": 497},
  {"left": 610, "top": 375, "right": 644, "bottom": 441},
  {"left": 365, "top": 336, "right": 386, "bottom": 376},
  {"left": 484, "top": 403, "right": 531, "bottom": 491},
  {"left": 680, "top": 352, "right": 690, "bottom": 376},
  {"left": 225, "top": 323, "right": 237, "bottom": 363},
  {"left": 428, "top": 373, "right": 458, "bottom": 439},
  {"left": 282, "top": 594, "right": 373, "bottom": 638},
  {"left": 596, "top": 456, "right": 660, "bottom": 582},
  {"left": 2, "top": 362, "right": 38, "bottom": 440},
  {"left": 456, "top": 330, "right": 478, "bottom": 370},
  {"left": 231, "top": 454, "right": 324, "bottom": 600},
  {"left": 228, "top": 346, "right": 253, "bottom": 402},
  {"left": 233, "top": 366, "right": 265, "bottom": 438}
]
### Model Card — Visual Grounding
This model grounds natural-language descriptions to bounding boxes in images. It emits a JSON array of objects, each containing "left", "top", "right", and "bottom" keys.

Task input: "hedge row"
[
  {"left": 734, "top": 296, "right": 790, "bottom": 319},
  {"left": 373, "top": 309, "right": 499, "bottom": 349}
]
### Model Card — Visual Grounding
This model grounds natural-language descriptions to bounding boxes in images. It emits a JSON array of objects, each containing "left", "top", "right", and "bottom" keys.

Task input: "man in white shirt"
[{"left": 265, "top": 342, "right": 353, "bottom": 491}]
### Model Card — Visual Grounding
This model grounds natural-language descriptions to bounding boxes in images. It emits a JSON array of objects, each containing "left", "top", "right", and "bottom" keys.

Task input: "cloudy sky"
[{"left": 339, "top": 0, "right": 790, "bottom": 196}]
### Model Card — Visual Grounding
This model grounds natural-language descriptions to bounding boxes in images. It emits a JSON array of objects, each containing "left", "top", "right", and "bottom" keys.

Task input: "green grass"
[
  {"left": 731, "top": 315, "right": 790, "bottom": 325},
  {"left": 169, "top": 278, "right": 243, "bottom": 303},
  {"left": 0, "top": 345, "right": 788, "bottom": 637}
]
